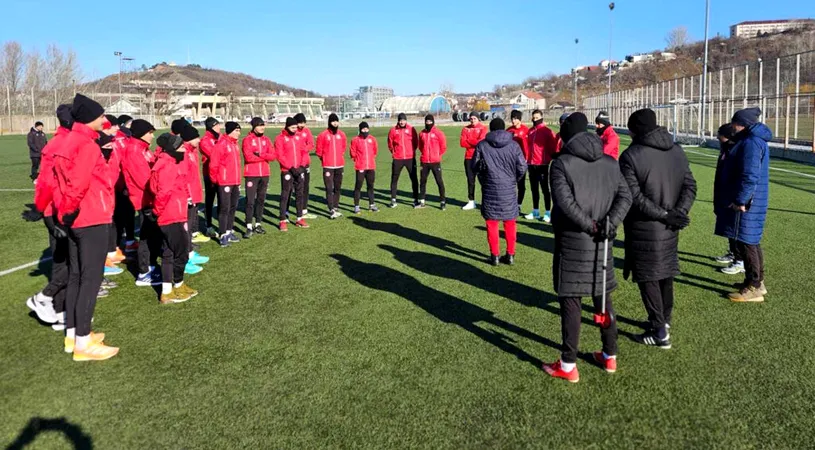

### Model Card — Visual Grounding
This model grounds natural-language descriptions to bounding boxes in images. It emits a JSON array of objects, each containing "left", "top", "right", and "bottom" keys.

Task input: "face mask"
[
  {"left": 596, "top": 127, "right": 606, "bottom": 136},
  {"left": 328, "top": 123, "right": 338, "bottom": 133},
  {"left": 253, "top": 130, "right": 264, "bottom": 137},
  {"left": 360, "top": 131, "right": 369, "bottom": 139},
  {"left": 532, "top": 119, "right": 543, "bottom": 127},
  {"left": 425, "top": 123, "right": 433, "bottom": 132},
  {"left": 286, "top": 128, "right": 296, "bottom": 136},
  {"left": 171, "top": 150, "right": 185, "bottom": 163}
]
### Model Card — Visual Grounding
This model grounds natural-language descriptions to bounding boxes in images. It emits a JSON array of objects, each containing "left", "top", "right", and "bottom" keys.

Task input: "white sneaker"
[
  {"left": 52, "top": 321, "right": 65, "bottom": 331},
  {"left": 462, "top": 201, "right": 477, "bottom": 211},
  {"left": 26, "top": 293, "right": 58, "bottom": 324},
  {"left": 525, "top": 209, "right": 540, "bottom": 220},
  {"left": 543, "top": 210, "right": 552, "bottom": 223},
  {"left": 714, "top": 252, "right": 735, "bottom": 265},
  {"left": 721, "top": 261, "right": 745, "bottom": 275}
]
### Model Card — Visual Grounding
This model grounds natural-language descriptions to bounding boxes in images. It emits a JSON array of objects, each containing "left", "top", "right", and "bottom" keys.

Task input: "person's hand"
[
  {"left": 662, "top": 210, "right": 691, "bottom": 230},
  {"left": 62, "top": 210, "right": 79, "bottom": 228},
  {"left": 596, "top": 217, "right": 617, "bottom": 242},
  {"left": 143, "top": 208, "right": 156, "bottom": 222},
  {"left": 52, "top": 222, "right": 69, "bottom": 239},
  {"left": 729, "top": 203, "right": 747, "bottom": 212}
]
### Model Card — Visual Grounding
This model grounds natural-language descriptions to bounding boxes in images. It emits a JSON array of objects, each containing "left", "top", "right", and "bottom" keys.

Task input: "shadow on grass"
[
  {"left": 351, "top": 217, "right": 484, "bottom": 262},
  {"left": 6, "top": 417, "right": 93, "bottom": 450}
]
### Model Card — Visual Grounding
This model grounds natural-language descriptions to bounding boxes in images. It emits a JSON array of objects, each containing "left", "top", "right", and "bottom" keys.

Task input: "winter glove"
[
  {"left": 62, "top": 210, "right": 79, "bottom": 228},
  {"left": 52, "top": 221, "right": 69, "bottom": 240},
  {"left": 662, "top": 210, "right": 690, "bottom": 230},
  {"left": 594, "top": 217, "right": 617, "bottom": 242},
  {"left": 143, "top": 208, "right": 156, "bottom": 222},
  {"left": 21, "top": 208, "right": 43, "bottom": 222}
]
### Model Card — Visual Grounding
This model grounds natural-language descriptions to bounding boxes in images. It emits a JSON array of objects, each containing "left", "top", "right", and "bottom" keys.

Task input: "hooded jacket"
[
  {"left": 199, "top": 130, "right": 219, "bottom": 177},
  {"left": 598, "top": 126, "right": 621, "bottom": 160},
  {"left": 316, "top": 129, "right": 348, "bottom": 168},
  {"left": 506, "top": 124, "right": 530, "bottom": 161},
  {"left": 350, "top": 134, "right": 378, "bottom": 171},
  {"left": 387, "top": 124, "right": 419, "bottom": 160},
  {"left": 28, "top": 127, "right": 48, "bottom": 158},
  {"left": 527, "top": 122, "right": 557, "bottom": 165},
  {"left": 209, "top": 134, "right": 242, "bottom": 186},
  {"left": 620, "top": 127, "right": 697, "bottom": 282},
  {"left": 549, "top": 132, "right": 632, "bottom": 297},
  {"left": 471, "top": 130, "right": 528, "bottom": 220},
  {"left": 184, "top": 142, "right": 204, "bottom": 204},
  {"left": 418, "top": 126, "right": 447, "bottom": 164},
  {"left": 150, "top": 151, "right": 190, "bottom": 226},
  {"left": 274, "top": 129, "right": 310, "bottom": 172},
  {"left": 33, "top": 127, "right": 71, "bottom": 216},
  {"left": 242, "top": 132, "right": 276, "bottom": 177},
  {"left": 714, "top": 123, "right": 772, "bottom": 245},
  {"left": 122, "top": 137, "right": 156, "bottom": 210},
  {"left": 459, "top": 122, "right": 487, "bottom": 160}
]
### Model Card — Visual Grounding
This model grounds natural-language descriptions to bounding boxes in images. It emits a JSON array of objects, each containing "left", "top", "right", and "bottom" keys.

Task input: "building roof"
[
  {"left": 521, "top": 91, "right": 544, "bottom": 100},
  {"left": 734, "top": 19, "right": 815, "bottom": 26},
  {"left": 380, "top": 95, "right": 451, "bottom": 113}
]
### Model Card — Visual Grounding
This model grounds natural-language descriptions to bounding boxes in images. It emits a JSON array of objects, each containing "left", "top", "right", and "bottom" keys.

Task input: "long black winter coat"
[
  {"left": 619, "top": 128, "right": 697, "bottom": 283},
  {"left": 27, "top": 127, "right": 47, "bottom": 158},
  {"left": 550, "top": 132, "right": 632, "bottom": 297},
  {"left": 472, "top": 130, "right": 528, "bottom": 221}
]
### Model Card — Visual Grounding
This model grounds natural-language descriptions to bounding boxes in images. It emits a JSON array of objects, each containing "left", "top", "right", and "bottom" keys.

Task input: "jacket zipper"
[{"left": 99, "top": 191, "right": 107, "bottom": 213}]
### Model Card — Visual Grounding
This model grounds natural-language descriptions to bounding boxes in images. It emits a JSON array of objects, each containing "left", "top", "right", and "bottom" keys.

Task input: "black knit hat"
[
  {"left": 180, "top": 124, "right": 200, "bottom": 142},
  {"left": 510, "top": 110, "right": 522, "bottom": 121},
  {"left": 359, "top": 121, "right": 370, "bottom": 131},
  {"left": 250, "top": 117, "right": 265, "bottom": 129},
  {"left": 169, "top": 118, "right": 187, "bottom": 135},
  {"left": 627, "top": 108, "right": 659, "bottom": 136},
  {"left": 559, "top": 113, "right": 570, "bottom": 125},
  {"left": 225, "top": 121, "right": 240, "bottom": 135},
  {"left": 105, "top": 114, "right": 119, "bottom": 126},
  {"left": 560, "top": 112, "right": 589, "bottom": 144},
  {"left": 595, "top": 111, "right": 611, "bottom": 127},
  {"left": 489, "top": 118, "right": 505, "bottom": 132},
  {"left": 732, "top": 107, "right": 761, "bottom": 128},
  {"left": 718, "top": 123, "right": 736, "bottom": 140},
  {"left": 328, "top": 113, "right": 339, "bottom": 123},
  {"left": 205, "top": 117, "right": 220, "bottom": 131},
  {"left": 285, "top": 117, "right": 297, "bottom": 128},
  {"left": 469, "top": 112, "right": 479, "bottom": 120},
  {"left": 117, "top": 115, "right": 133, "bottom": 126},
  {"left": 425, "top": 114, "right": 435, "bottom": 123},
  {"left": 397, "top": 113, "right": 407, "bottom": 121},
  {"left": 294, "top": 113, "right": 306, "bottom": 124},
  {"left": 56, "top": 104, "right": 73, "bottom": 129},
  {"left": 157, "top": 133, "right": 183, "bottom": 152},
  {"left": 71, "top": 94, "right": 104, "bottom": 124},
  {"left": 130, "top": 119, "right": 155, "bottom": 139}
]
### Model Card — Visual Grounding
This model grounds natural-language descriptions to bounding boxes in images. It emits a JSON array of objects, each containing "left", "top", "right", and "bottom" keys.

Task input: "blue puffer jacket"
[
  {"left": 714, "top": 123, "right": 772, "bottom": 245},
  {"left": 471, "top": 130, "right": 528, "bottom": 221}
]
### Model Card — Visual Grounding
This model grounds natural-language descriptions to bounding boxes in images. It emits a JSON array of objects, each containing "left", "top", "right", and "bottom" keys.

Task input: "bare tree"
[
  {"left": 43, "top": 44, "right": 82, "bottom": 104},
  {"left": 665, "top": 26, "right": 691, "bottom": 49},
  {"left": 1, "top": 41, "right": 25, "bottom": 112}
]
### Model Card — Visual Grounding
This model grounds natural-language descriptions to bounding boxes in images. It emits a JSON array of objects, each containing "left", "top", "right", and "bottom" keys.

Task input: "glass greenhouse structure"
[{"left": 380, "top": 95, "right": 452, "bottom": 114}]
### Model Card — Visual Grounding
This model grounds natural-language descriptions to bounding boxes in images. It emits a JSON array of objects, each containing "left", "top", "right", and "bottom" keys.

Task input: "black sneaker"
[
  {"left": 414, "top": 202, "right": 426, "bottom": 209},
  {"left": 488, "top": 255, "right": 499, "bottom": 266},
  {"left": 243, "top": 229, "right": 253, "bottom": 239},
  {"left": 440, "top": 202, "right": 447, "bottom": 211},
  {"left": 638, "top": 332, "right": 672, "bottom": 350},
  {"left": 219, "top": 235, "right": 231, "bottom": 248},
  {"left": 255, "top": 225, "right": 266, "bottom": 235},
  {"left": 499, "top": 254, "right": 515, "bottom": 265},
  {"left": 227, "top": 232, "right": 240, "bottom": 244}
]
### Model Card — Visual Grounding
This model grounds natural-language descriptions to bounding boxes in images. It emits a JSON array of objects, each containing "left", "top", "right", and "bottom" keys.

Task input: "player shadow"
[
  {"left": 350, "top": 217, "right": 484, "bottom": 262},
  {"left": 28, "top": 247, "right": 54, "bottom": 279},
  {"left": 330, "top": 254, "right": 579, "bottom": 368},
  {"left": 6, "top": 417, "right": 93, "bottom": 450}
]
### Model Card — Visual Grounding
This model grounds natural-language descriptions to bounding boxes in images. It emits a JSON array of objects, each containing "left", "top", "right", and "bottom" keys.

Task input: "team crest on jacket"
[
  {"left": 335, "top": 135, "right": 341, "bottom": 140},
  {"left": 367, "top": 139, "right": 373, "bottom": 143},
  {"left": 404, "top": 129, "right": 410, "bottom": 134},
  {"left": 224, "top": 186, "right": 231, "bottom": 193},
  {"left": 284, "top": 174, "right": 291, "bottom": 181},
  {"left": 247, "top": 181, "right": 253, "bottom": 188},
  {"left": 325, "top": 171, "right": 331, "bottom": 177}
]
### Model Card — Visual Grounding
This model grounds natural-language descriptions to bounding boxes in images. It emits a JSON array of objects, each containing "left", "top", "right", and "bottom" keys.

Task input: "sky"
[{"left": 2, "top": 0, "right": 813, "bottom": 96}]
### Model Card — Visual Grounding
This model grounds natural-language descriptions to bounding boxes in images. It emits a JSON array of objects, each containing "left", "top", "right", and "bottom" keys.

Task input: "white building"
[
  {"left": 730, "top": 19, "right": 815, "bottom": 38},
  {"left": 358, "top": 86, "right": 394, "bottom": 110},
  {"left": 509, "top": 91, "right": 547, "bottom": 111}
]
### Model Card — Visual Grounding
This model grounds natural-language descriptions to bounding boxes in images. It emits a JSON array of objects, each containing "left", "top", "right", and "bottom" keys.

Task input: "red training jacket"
[
  {"left": 199, "top": 130, "right": 219, "bottom": 177},
  {"left": 122, "top": 138, "right": 155, "bottom": 210},
  {"left": 33, "top": 127, "right": 71, "bottom": 216},
  {"left": 507, "top": 124, "right": 531, "bottom": 161},
  {"left": 527, "top": 122, "right": 558, "bottom": 166},
  {"left": 209, "top": 135, "right": 242, "bottom": 186},
  {"left": 419, "top": 127, "right": 447, "bottom": 164},
  {"left": 184, "top": 142, "right": 203, "bottom": 204},
  {"left": 599, "top": 127, "right": 620, "bottom": 160},
  {"left": 387, "top": 125, "right": 419, "bottom": 160},
  {"left": 273, "top": 130, "right": 309, "bottom": 173},
  {"left": 555, "top": 132, "right": 563, "bottom": 154},
  {"left": 316, "top": 129, "right": 347, "bottom": 168},
  {"left": 350, "top": 135, "right": 378, "bottom": 171},
  {"left": 150, "top": 152, "right": 189, "bottom": 226},
  {"left": 52, "top": 122, "right": 116, "bottom": 228},
  {"left": 459, "top": 123, "right": 487, "bottom": 160},
  {"left": 242, "top": 133, "right": 275, "bottom": 177},
  {"left": 297, "top": 126, "right": 315, "bottom": 168}
]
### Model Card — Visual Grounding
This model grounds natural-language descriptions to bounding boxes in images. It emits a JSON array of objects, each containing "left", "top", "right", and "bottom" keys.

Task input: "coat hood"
[
  {"left": 634, "top": 127, "right": 674, "bottom": 151},
  {"left": 485, "top": 129, "right": 513, "bottom": 148},
  {"left": 749, "top": 123, "right": 773, "bottom": 142},
  {"left": 561, "top": 131, "right": 604, "bottom": 161}
]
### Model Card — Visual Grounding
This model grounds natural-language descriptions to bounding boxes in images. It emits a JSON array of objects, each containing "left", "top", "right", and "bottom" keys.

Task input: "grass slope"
[{"left": 1, "top": 126, "right": 814, "bottom": 449}]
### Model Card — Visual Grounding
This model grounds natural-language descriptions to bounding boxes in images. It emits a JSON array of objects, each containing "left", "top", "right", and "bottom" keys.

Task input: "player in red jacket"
[
  {"left": 175, "top": 123, "right": 210, "bottom": 274},
  {"left": 417, "top": 115, "right": 447, "bottom": 210},
  {"left": 350, "top": 122, "right": 379, "bottom": 214},
  {"left": 506, "top": 110, "right": 530, "bottom": 215},
  {"left": 242, "top": 117, "right": 276, "bottom": 237},
  {"left": 209, "top": 122, "right": 243, "bottom": 246},
  {"left": 595, "top": 111, "right": 620, "bottom": 160},
  {"left": 555, "top": 113, "right": 569, "bottom": 154},
  {"left": 200, "top": 118, "right": 221, "bottom": 237},
  {"left": 274, "top": 117, "right": 311, "bottom": 231},
  {"left": 316, "top": 113, "right": 347, "bottom": 219},
  {"left": 387, "top": 112, "right": 420, "bottom": 208},
  {"left": 105, "top": 115, "right": 137, "bottom": 261},
  {"left": 151, "top": 133, "right": 198, "bottom": 305},
  {"left": 52, "top": 94, "right": 119, "bottom": 361},
  {"left": 460, "top": 112, "right": 487, "bottom": 210},
  {"left": 526, "top": 109, "right": 558, "bottom": 223},
  {"left": 294, "top": 113, "right": 316, "bottom": 219}
]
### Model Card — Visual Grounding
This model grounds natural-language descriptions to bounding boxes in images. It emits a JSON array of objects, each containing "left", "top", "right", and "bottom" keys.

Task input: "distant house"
[
  {"left": 730, "top": 19, "right": 815, "bottom": 38},
  {"left": 549, "top": 101, "right": 575, "bottom": 111},
  {"left": 106, "top": 98, "right": 140, "bottom": 115},
  {"left": 511, "top": 91, "right": 547, "bottom": 110}
]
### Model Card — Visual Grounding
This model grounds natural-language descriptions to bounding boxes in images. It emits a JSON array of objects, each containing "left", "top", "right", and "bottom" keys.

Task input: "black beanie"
[
  {"left": 595, "top": 111, "right": 611, "bottom": 127},
  {"left": 105, "top": 114, "right": 118, "bottom": 126},
  {"left": 328, "top": 113, "right": 339, "bottom": 124},
  {"left": 425, "top": 114, "right": 435, "bottom": 123},
  {"left": 157, "top": 133, "right": 183, "bottom": 152},
  {"left": 560, "top": 112, "right": 589, "bottom": 144},
  {"left": 130, "top": 119, "right": 155, "bottom": 139},
  {"left": 718, "top": 123, "right": 736, "bottom": 140},
  {"left": 397, "top": 113, "right": 407, "bottom": 121},
  {"left": 469, "top": 112, "right": 479, "bottom": 120},
  {"left": 285, "top": 117, "right": 297, "bottom": 128},
  {"left": 56, "top": 104, "right": 73, "bottom": 129},
  {"left": 559, "top": 113, "right": 570, "bottom": 125},
  {"left": 225, "top": 122, "right": 240, "bottom": 135},
  {"left": 627, "top": 108, "right": 659, "bottom": 136},
  {"left": 250, "top": 117, "right": 265, "bottom": 129},
  {"left": 169, "top": 119, "right": 186, "bottom": 135},
  {"left": 359, "top": 121, "right": 369, "bottom": 131},
  {"left": 732, "top": 107, "right": 761, "bottom": 128},
  {"left": 294, "top": 113, "right": 306, "bottom": 124},
  {"left": 510, "top": 110, "right": 522, "bottom": 121},
  {"left": 71, "top": 94, "right": 104, "bottom": 124},
  {"left": 117, "top": 115, "right": 133, "bottom": 127},
  {"left": 489, "top": 118, "right": 505, "bottom": 132},
  {"left": 180, "top": 124, "right": 200, "bottom": 142},
  {"left": 205, "top": 117, "right": 220, "bottom": 130}
]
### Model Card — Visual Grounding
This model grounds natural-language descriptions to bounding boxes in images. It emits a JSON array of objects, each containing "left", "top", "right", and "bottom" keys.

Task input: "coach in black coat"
[{"left": 619, "top": 108, "right": 696, "bottom": 349}]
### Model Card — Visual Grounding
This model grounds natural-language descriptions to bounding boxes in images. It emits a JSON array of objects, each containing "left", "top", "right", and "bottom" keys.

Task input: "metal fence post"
[
  {"left": 784, "top": 95, "right": 791, "bottom": 150},
  {"left": 775, "top": 58, "right": 780, "bottom": 135},
  {"left": 794, "top": 53, "right": 800, "bottom": 138}
]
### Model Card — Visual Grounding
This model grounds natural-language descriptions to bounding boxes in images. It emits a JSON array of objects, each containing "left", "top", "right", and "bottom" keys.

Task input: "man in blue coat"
[{"left": 714, "top": 108, "right": 771, "bottom": 303}]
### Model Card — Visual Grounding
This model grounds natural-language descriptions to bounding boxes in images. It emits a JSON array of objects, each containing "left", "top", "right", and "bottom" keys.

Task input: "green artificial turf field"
[{"left": 1, "top": 124, "right": 814, "bottom": 448}]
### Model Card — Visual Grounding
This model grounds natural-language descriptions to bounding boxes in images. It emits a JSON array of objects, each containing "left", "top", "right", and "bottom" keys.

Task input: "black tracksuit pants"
[
  {"left": 187, "top": 204, "right": 197, "bottom": 252},
  {"left": 559, "top": 294, "right": 618, "bottom": 363},
  {"left": 245, "top": 176, "right": 269, "bottom": 226},
  {"left": 517, "top": 173, "right": 527, "bottom": 206},
  {"left": 65, "top": 224, "right": 108, "bottom": 336},
  {"left": 528, "top": 164, "right": 551, "bottom": 211},
  {"left": 160, "top": 222, "right": 189, "bottom": 285},
  {"left": 729, "top": 239, "right": 743, "bottom": 262},
  {"left": 464, "top": 159, "right": 476, "bottom": 201},
  {"left": 31, "top": 157, "right": 41, "bottom": 179},
  {"left": 280, "top": 171, "right": 306, "bottom": 220},
  {"left": 638, "top": 278, "right": 674, "bottom": 333},
  {"left": 420, "top": 163, "right": 445, "bottom": 202},
  {"left": 203, "top": 175, "right": 217, "bottom": 229},
  {"left": 43, "top": 216, "right": 68, "bottom": 314},
  {"left": 303, "top": 166, "right": 311, "bottom": 213},
  {"left": 354, "top": 170, "right": 376, "bottom": 206},
  {"left": 137, "top": 210, "right": 162, "bottom": 275},
  {"left": 737, "top": 242, "right": 765, "bottom": 288},
  {"left": 322, "top": 168, "right": 344, "bottom": 211},
  {"left": 113, "top": 190, "right": 135, "bottom": 245},
  {"left": 391, "top": 158, "right": 419, "bottom": 202},
  {"left": 218, "top": 185, "right": 239, "bottom": 235}
]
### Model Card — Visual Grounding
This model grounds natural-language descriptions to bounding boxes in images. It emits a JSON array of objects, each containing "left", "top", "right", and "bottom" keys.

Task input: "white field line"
[
  {"left": 685, "top": 149, "right": 815, "bottom": 180},
  {"left": 0, "top": 257, "right": 51, "bottom": 277}
]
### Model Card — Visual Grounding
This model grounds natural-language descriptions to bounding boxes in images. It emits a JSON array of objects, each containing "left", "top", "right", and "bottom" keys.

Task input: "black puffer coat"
[
  {"left": 550, "top": 132, "right": 632, "bottom": 297},
  {"left": 619, "top": 128, "right": 697, "bottom": 282},
  {"left": 472, "top": 130, "right": 528, "bottom": 221}
]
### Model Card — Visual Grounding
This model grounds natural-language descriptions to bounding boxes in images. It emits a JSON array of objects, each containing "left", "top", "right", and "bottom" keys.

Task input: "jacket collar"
[{"left": 71, "top": 122, "right": 99, "bottom": 140}]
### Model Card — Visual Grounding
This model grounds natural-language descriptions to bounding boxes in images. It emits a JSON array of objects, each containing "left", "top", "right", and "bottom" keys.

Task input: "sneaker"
[
  {"left": 189, "top": 251, "right": 210, "bottom": 265},
  {"left": 390, "top": 200, "right": 398, "bottom": 209},
  {"left": 541, "top": 360, "right": 580, "bottom": 383},
  {"left": 160, "top": 287, "right": 192, "bottom": 305},
  {"left": 715, "top": 252, "right": 735, "bottom": 264},
  {"left": 64, "top": 332, "right": 105, "bottom": 353},
  {"left": 728, "top": 285, "right": 765, "bottom": 303},
  {"left": 135, "top": 271, "right": 161, "bottom": 287},
  {"left": 303, "top": 212, "right": 318, "bottom": 220},
  {"left": 354, "top": 205, "right": 361, "bottom": 215},
  {"left": 415, "top": 202, "right": 426, "bottom": 209},
  {"left": 101, "top": 278, "right": 118, "bottom": 289},
  {"left": 191, "top": 232, "right": 210, "bottom": 244},
  {"left": 174, "top": 284, "right": 198, "bottom": 300},
  {"left": 73, "top": 342, "right": 119, "bottom": 362},
  {"left": 525, "top": 209, "right": 541, "bottom": 220},
  {"left": 462, "top": 200, "right": 476, "bottom": 211},
  {"left": 206, "top": 227, "right": 219, "bottom": 239},
  {"left": 370, "top": 204, "right": 380, "bottom": 213},
  {"left": 184, "top": 262, "right": 203, "bottom": 275},
  {"left": 243, "top": 229, "right": 254, "bottom": 239},
  {"left": 329, "top": 210, "right": 341, "bottom": 220},
  {"left": 227, "top": 232, "right": 240, "bottom": 244},
  {"left": 731, "top": 281, "right": 768, "bottom": 296},
  {"left": 279, "top": 221, "right": 288, "bottom": 232},
  {"left": 592, "top": 352, "right": 618, "bottom": 373},
  {"left": 124, "top": 241, "right": 139, "bottom": 253},
  {"left": 638, "top": 332, "right": 672, "bottom": 349},
  {"left": 499, "top": 254, "right": 515, "bottom": 265},
  {"left": 721, "top": 261, "right": 745, "bottom": 275},
  {"left": 219, "top": 235, "right": 231, "bottom": 247},
  {"left": 26, "top": 294, "right": 58, "bottom": 324},
  {"left": 295, "top": 219, "right": 310, "bottom": 229},
  {"left": 440, "top": 202, "right": 447, "bottom": 211},
  {"left": 97, "top": 288, "right": 109, "bottom": 298},
  {"left": 52, "top": 320, "right": 65, "bottom": 331},
  {"left": 488, "top": 255, "right": 500, "bottom": 266},
  {"left": 103, "top": 261, "right": 124, "bottom": 276},
  {"left": 254, "top": 225, "right": 266, "bottom": 235},
  {"left": 543, "top": 210, "right": 552, "bottom": 223},
  {"left": 111, "top": 248, "right": 127, "bottom": 263}
]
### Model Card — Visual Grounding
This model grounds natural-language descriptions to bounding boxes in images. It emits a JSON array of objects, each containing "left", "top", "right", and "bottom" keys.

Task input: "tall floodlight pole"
[
  {"left": 699, "top": 0, "right": 711, "bottom": 140},
  {"left": 114, "top": 51, "right": 123, "bottom": 94},
  {"left": 607, "top": 3, "right": 615, "bottom": 110},
  {"left": 574, "top": 38, "right": 580, "bottom": 108}
]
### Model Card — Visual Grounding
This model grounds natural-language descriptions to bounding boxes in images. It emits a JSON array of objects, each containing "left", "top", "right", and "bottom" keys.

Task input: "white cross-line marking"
[
  {"left": 685, "top": 149, "right": 815, "bottom": 180},
  {"left": 0, "top": 257, "right": 52, "bottom": 277}
]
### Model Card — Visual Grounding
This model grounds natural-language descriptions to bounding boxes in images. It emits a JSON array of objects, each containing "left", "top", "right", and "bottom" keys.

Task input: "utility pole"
[
  {"left": 607, "top": 2, "right": 615, "bottom": 110},
  {"left": 114, "top": 51, "right": 123, "bottom": 94},
  {"left": 574, "top": 38, "right": 579, "bottom": 109},
  {"left": 699, "top": 0, "right": 711, "bottom": 140}
]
